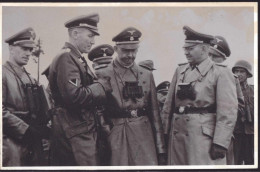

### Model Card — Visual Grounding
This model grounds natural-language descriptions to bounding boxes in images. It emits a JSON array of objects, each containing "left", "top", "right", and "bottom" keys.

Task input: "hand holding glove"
[{"left": 210, "top": 143, "right": 227, "bottom": 160}]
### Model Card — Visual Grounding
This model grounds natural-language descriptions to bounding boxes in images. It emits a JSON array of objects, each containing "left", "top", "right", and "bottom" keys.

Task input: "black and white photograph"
[{"left": 0, "top": 2, "right": 258, "bottom": 170}]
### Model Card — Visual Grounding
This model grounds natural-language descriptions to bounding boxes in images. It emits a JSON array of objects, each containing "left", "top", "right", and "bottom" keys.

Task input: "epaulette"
[
  {"left": 56, "top": 48, "right": 71, "bottom": 57},
  {"left": 178, "top": 62, "right": 188, "bottom": 66},
  {"left": 215, "top": 63, "right": 227, "bottom": 67},
  {"left": 63, "top": 47, "right": 71, "bottom": 53}
]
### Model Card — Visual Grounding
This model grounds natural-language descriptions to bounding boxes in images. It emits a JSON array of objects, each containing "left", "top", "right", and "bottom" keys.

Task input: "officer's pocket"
[
  {"left": 64, "top": 121, "right": 89, "bottom": 139},
  {"left": 201, "top": 125, "right": 215, "bottom": 138}
]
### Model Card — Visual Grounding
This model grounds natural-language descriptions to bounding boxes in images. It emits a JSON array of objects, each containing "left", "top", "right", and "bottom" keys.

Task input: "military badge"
[{"left": 179, "top": 106, "right": 185, "bottom": 113}]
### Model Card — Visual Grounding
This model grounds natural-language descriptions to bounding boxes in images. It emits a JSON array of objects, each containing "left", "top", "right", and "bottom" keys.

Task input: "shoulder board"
[
  {"left": 178, "top": 62, "right": 188, "bottom": 66},
  {"left": 62, "top": 48, "right": 71, "bottom": 53},
  {"left": 56, "top": 48, "right": 71, "bottom": 58},
  {"left": 215, "top": 63, "right": 227, "bottom": 67}
]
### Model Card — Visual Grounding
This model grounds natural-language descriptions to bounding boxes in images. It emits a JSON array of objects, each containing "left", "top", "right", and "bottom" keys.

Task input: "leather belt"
[
  {"left": 174, "top": 105, "right": 216, "bottom": 114},
  {"left": 111, "top": 108, "right": 147, "bottom": 118}
]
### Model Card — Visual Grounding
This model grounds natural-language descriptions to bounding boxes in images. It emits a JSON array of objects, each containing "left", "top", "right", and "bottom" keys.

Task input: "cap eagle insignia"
[
  {"left": 101, "top": 48, "right": 108, "bottom": 56},
  {"left": 127, "top": 30, "right": 136, "bottom": 41}
]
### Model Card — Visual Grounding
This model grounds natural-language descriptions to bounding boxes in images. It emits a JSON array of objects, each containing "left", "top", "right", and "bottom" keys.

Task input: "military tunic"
[
  {"left": 234, "top": 82, "right": 254, "bottom": 165},
  {"left": 226, "top": 75, "right": 244, "bottom": 165},
  {"left": 97, "top": 59, "right": 166, "bottom": 165},
  {"left": 162, "top": 58, "right": 238, "bottom": 165},
  {"left": 2, "top": 61, "right": 37, "bottom": 166},
  {"left": 48, "top": 42, "right": 107, "bottom": 166}
]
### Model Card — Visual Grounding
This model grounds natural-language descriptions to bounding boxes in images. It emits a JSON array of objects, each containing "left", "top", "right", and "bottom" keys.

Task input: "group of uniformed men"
[{"left": 2, "top": 13, "right": 254, "bottom": 166}]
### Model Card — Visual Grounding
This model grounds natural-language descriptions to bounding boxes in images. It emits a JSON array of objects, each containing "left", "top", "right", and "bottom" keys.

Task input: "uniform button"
[
  {"left": 143, "top": 81, "right": 146, "bottom": 84},
  {"left": 186, "top": 133, "right": 189, "bottom": 136},
  {"left": 140, "top": 72, "right": 143, "bottom": 75},
  {"left": 173, "top": 130, "right": 178, "bottom": 135},
  {"left": 175, "top": 117, "right": 179, "bottom": 121},
  {"left": 186, "top": 118, "right": 190, "bottom": 122},
  {"left": 144, "top": 91, "right": 147, "bottom": 94}
]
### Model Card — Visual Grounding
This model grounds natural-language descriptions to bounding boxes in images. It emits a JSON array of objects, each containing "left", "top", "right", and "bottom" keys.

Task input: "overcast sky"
[{"left": 1, "top": 4, "right": 256, "bottom": 86}]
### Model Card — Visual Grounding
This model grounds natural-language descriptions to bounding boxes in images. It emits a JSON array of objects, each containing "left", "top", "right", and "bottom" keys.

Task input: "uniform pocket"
[
  {"left": 64, "top": 121, "right": 89, "bottom": 139},
  {"left": 201, "top": 125, "right": 215, "bottom": 138}
]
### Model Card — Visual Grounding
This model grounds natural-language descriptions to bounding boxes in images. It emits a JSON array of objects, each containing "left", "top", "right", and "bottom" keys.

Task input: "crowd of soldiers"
[{"left": 2, "top": 13, "right": 254, "bottom": 166}]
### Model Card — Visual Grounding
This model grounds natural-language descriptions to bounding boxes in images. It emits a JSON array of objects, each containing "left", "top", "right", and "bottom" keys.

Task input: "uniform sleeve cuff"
[
  {"left": 19, "top": 123, "right": 30, "bottom": 140},
  {"left": 213, "top": 122, "right": 233, "bottom": 149}
]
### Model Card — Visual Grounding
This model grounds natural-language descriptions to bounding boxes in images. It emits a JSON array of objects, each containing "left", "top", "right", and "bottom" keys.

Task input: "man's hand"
[
  {"left": 210, "top": 143, "right": 227, "bottom": 160},
  {"left": 98, "top": 76, "right": 112, "bottom": 93}
]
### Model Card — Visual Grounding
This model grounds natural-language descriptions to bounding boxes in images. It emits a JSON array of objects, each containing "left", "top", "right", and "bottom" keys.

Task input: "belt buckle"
[
  {"left": 179, "top": 106, "right": 185, "bottom": 114},
  {"left": 130, "top": 109, "right": 138, "bottom": 118}
]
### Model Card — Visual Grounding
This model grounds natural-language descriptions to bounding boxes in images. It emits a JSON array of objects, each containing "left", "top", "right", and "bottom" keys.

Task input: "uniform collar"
[
  {"left": 5, "top": 61, "right": 25, "bottom": 74},
  {"left": 195, "top": 58, "right": 213, "bottom": 76},
  {"left": 63, "top": 42, "right": 82, "bottom": 59},
  {"left": 113, "top": 59, "right": 138, "bottom": 76},
  {"left": 180, "top": 63, "right": 190, "bottom": 74}
]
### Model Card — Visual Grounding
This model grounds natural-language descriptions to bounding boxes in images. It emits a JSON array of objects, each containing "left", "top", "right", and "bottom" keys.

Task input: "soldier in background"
[
  {"left": 156, "top": 81, "right": 170, "bottom": 159},
  {"left": 138, "top": 60, "right": 156, "bottom": 71},
  {"left": 2, "top": 28, "right": 50, "bottom": 166},
  {"left": 162, "top": 26, "right": 238, "bottom": 165},
  {"left": 88, "top": 44, "right": 114, "bottom": 72},
  {"left": 209, "top": 35, "right": 245, "bottom": 165},
  {"left": 232, "top": 60, "right": 254, "bottom": 165},
  {"left": 48, "top": 14, "right": 112, "bottom": 166},
  {"left": 156, "top": 81, "right": 170, "bottom": 115},
  {"left": 97, "top": 27, "right": 166, "bottom": 165},
  {"left": 88, "top": 44, "right": 114, "bottom": 165}
]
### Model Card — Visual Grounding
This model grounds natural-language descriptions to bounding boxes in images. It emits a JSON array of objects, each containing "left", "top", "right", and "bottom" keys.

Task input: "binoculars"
[
  {"left": 123, "top": 81, "right": 144, "bottom": 100},
  {"left": 176, "top": 82, "right": 196, "bottom": 100}
]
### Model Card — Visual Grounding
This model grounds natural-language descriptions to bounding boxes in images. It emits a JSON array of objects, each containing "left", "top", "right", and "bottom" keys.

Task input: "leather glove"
[
  {"left": 97, "top": 76, "right": 112, "bottom": 93},
  {"left": 158, "top": 153, "right": 167, "bottom": 165},
  {"left": 210, "top": 144, "right": 227, "bottom": 160}
]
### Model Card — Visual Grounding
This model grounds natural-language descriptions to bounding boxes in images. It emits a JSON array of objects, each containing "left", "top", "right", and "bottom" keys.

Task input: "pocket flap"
[
  {"left": 65, "top": 121, "right": 89, "bottom": 139},
  {"left": 201, "top": 125, "right": 215, "bottom": 138}
]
